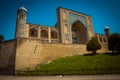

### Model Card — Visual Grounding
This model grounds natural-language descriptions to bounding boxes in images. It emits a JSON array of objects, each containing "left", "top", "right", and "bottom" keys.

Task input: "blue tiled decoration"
[{"left": 69, "top": 13, "right": 88, "bottom": 28}]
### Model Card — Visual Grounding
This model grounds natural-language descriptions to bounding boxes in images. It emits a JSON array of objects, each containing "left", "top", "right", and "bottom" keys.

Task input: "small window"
[
  {"left": 64, "top": 24, "right": 68, "bottom": 33},
  {"left": 99, "top": 36, "right": 103, "bottom": 42},
  {"left": 103, "top": 37, "right": 106, "bottom": 42},
  {"left": 22, "top": 14, "right": 24, "bottom": 19}
]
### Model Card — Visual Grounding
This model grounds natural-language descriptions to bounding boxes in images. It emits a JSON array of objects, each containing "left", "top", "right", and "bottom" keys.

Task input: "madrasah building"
[
  {"left": 15, "top": 6, "right": 109, "bottom": 44},
  {"left": 0, "top": 6, "right": 110, "bottom": 74}
]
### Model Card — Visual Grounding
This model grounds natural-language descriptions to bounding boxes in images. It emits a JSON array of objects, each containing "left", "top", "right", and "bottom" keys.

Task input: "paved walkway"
[{"left": 0, "top": 75, "right": 120, "bottom": 80}]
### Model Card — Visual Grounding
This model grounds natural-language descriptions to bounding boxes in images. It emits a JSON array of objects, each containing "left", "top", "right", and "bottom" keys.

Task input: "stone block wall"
[
  {"left": 15, "top": 38, "right": 43, "bottom": 70},
  {"left": 0, "top": 40, "right": 16, "bottom": 68},
  {"left": 15, "top": 38, "right": 108, "bottom": 70}
]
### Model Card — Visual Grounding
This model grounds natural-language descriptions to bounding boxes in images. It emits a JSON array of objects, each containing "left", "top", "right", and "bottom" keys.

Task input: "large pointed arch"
[
  {"left": 72, "top": 20, "right": 87, "bottom": 44},
  {"left": 29, "top": 28, "right": 38, "bottom": 37}
]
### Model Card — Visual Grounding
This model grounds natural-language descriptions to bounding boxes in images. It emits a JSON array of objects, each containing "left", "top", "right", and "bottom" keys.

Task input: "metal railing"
[{"left": 15, "top": 68, "right": 120, "bottom": 76}]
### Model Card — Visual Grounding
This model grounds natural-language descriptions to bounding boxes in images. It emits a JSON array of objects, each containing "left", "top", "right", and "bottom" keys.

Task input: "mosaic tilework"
[{"left": 69, "top": 13, "right": 88, "bottom": 28}]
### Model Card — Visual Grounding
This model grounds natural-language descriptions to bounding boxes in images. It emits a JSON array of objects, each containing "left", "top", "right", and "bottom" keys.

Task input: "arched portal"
[{"left": 72, "top": 20, "right": 87, "bottom": 44}]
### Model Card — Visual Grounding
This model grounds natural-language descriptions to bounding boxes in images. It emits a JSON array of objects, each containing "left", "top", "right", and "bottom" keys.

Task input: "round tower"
[
  {"left": 15, "top": 6, "right": 27, "bottom": 38},
  {"left": 104, "top": 26, "right": 110, "bottom": 41}
]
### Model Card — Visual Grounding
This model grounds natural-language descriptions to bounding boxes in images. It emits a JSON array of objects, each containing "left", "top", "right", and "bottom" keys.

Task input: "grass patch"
[{"left": 17, "top": 54, "right": 120, "bottom": 75}]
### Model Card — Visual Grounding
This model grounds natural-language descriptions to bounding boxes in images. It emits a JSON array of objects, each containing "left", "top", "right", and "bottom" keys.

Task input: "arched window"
[
  {"left": 99, "top": 36, "right": 103, "bottom": 42},
  {"left": 103, "top": 37, "right": 106, "bottom": 43},
  {"left": 51, "top": 30, "right": 57, "bottom": 39},
  {"left": 41, "top": 29, "right": 48, "bottom": 38},
  {"left": 29, "top": 28, "right": 38, "bottom": 37},
  {"left": 19, "top": 14, "right": 24, "bottom": 19},
  {"left": 64, "top": 24, "right": 68, "bottom": 33},
  {"left": 63, "top": 11, "right": 67, "bottom": 21},
  {"left": 22, "top": 14, "right": 24, "bottom": 19}
]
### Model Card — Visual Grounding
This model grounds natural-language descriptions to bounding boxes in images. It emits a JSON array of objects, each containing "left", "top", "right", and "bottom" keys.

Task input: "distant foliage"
[
  {"left": 86, "top": 36, "right": 101, "bottom": 54},
  {"left": 108, "top": 33, "right": 120, "bottom": 53},
  {"left": 0, "top": 34, "right": 4, "bottom": 43},
  {"left": 0, "top": 34, "right": 4, "bottom": 49}
]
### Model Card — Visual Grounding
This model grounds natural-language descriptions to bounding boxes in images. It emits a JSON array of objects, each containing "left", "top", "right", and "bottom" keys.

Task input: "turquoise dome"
[{"left": 18, "top": 6, "right": 27, "bottom": 12}]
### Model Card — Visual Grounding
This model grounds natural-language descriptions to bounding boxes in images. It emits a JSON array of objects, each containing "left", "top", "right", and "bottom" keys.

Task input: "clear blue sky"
[{"left": 0, "top": 0, "right": 120, "bottom": 40}]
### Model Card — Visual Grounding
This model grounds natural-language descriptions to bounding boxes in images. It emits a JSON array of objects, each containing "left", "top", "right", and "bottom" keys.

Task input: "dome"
[
  {"left": 104, "top": 26, "right": 109, "bottom": 29},
  {"left": 18, "top": 6, "right": 27, "bottom": 12}
]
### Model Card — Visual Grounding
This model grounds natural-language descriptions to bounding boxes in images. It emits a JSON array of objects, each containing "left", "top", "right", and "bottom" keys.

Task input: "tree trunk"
[{"left": 92, "top": 50, "right": 96, "bottom": 54}]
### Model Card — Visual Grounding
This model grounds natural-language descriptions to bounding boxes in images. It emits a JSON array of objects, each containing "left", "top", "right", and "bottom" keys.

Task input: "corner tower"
[
  {"left": 15, "top": 6, "right": 27, "bottom": 38},
  {"left": 104, "top": 26, "right": 110, "bottom": 41}
]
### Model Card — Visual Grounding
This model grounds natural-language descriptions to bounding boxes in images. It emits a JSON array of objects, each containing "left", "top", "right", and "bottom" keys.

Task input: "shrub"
[{"left": 86, "top": 37, "right": 101, "bottom": 54}]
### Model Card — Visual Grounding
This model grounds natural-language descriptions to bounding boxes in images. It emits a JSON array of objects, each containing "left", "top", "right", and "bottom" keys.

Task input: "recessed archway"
[
  {"left": 41, "top": 29, "right": 48, "bottom": 38},
  {"left": 29, "top": 28, "right": 38, "bottom": 37},
  {"left": 51, "top": 30, "right": 57, "bottom": 39},
  {"left": 72, "top": 20, "right": 87, "bottom": 44}
]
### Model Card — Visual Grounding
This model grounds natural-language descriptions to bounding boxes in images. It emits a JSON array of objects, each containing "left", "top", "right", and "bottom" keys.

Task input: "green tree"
[
  {"left": 0, "top": 34, "right": 4, "bottom": 49},
  {"left": 116, "top": 41, "right": 120, "bottom": 52},
  {"left": 86, "top": 36, "right": 102, "bottom": 54},
  {"left": 108, "top": 33, "right": 120, "bottom": 53}
]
